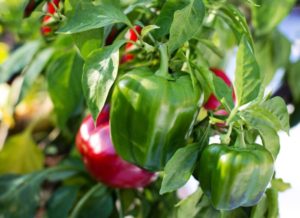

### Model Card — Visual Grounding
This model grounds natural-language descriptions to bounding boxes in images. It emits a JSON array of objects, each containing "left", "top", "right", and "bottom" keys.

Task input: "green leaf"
[
  {"left": 0, "top": 131, "right": 44, "bottom": 174},
  {"left": 176, "top": 188, "right": 203, "bottom": 218},
  {"left": 47, "top": 186, "right": 79, "bottom": 218},
  {"left": 288, "top": 61, "right": 300, "bottom": 102},
  {"left": 234, "top": 36, "right": 261, "bottom": 106},
  {"left": 47, "top": 50, "right": 84, "bottom": 134},
  {"left": 256, "top": 125, "right": 280, "bottom": 159},
  {"left": 251, "top": 0, "right": 296, "bottom": 36},
  {"left": 58, "top": 1, "right": 131, "bottom": 34},
  {"left": 18, "top": 48, "right": 54, "bottom": 102},
  {"left": 0, "top": 173, "right": 44, "bottom": 218},
  {"left": 0, "top": 165, "right": 79, "bottom": 218},
  {"left": 256, "top": 30, "right": 291, "bottom": 86},
  {"left": 212, "top": 74, "right": 234, "bottom": 110},
  {"left": 73, "top": 28, "right": 104, "bottom": 60},
  {"left": 70, "top": 184, "right": 113, "bottom": 218},
  {"left": 193, "top": 65, "right": 214, "bottom": 103},
  {"left": 82, "top": 40, "right": 125, "bottom": 121},
  {"left": 259, "top": 97, "right": 290, "bottom": 133},
  {"left": 0, "top": 41, "right": 40, "bottom": 83},
  {"left": 219, "top": 4, "right": 254, "bottom": 49},
  {"left": 242, "top": 97, "right": 289, "bottom": 143},
  {"left": 160, "top": 143, "right": 200, "bottom": 195},
  {"left": 168, "top": 0, "right": 205, "bottom": 53},
  {"left": 271, "top": 178, "right": 291, "bottom": 192},
  {"left": 196, "top": 39, "right": 224, "bottom": 58},
  {"left": 154, "top": 0, "right": 189, "bottom": 38},
  {"left": 141, "top": 25, "right": 160, "bottom": 39}
]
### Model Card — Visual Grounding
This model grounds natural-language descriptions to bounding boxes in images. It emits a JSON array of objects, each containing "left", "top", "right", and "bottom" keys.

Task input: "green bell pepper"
[
  {"left": 198, "top": 144, "right": 274, "bottom": 210},
  {"left": 110, "top": 44, "right": 201, "bottom": 171}
]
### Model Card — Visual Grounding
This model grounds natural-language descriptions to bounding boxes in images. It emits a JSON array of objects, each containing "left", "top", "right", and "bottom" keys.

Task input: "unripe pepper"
[
  {"left": 198, "top": 144, "right": 274, "bottom": 210},
  {"left": 110, "top": 44, "right": 201, "bottom": 171},
  {"left": 76, "top": 110, "right": 155, "bottom": 188}
]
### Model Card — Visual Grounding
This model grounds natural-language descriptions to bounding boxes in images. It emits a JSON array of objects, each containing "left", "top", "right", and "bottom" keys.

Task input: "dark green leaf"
[
  {"left": 234, "top": 36, "right": 261, "bottom": 106},
  {"left": 0, "top": 41, "right": 40, "bottom": 83},
  {"left": 251, "top": 0, "right": 296, "bottom": 36},
  {"left": 0, "top": 166, "right": 80, "bottom": 218},
  {"left": 168, "top": 0, "right": 205, "bottom": 53},
  {"left": 73, "top": 28, "right": 104, "bottom": 60},
  {"left": 288, "top": 61, "right": 300, "bottom": 102},
  {"left": 19, "top": 48, "right": 54, "bottom": 102},
  {"left": 154, "top": 0, "right": 190, "bottom": 38},
  {"left": 82, "top": 40, "right": 125, "bottom": 121},
  {"left": 47, "top": 50, "right": 84, "bottom": 134},
  {"left": 160, "top": 143, "right": 201, "bottom": 194},
  {"left": 47, "top": 186, "right": 79, "bottom": 218},
  {"left": 58, "top": 1, "right": 131, "bottom": 34},
  {"left": 0, "top": 173, "right": 45, "bottom": 218},
  {"left": 70, "top": 184, "right": 113, "bottom": 218}
]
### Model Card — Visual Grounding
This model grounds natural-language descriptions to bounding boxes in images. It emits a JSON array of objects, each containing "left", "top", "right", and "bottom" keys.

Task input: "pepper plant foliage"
[{"left": 0, "top": 0, "right": 296, "bottom": 217}]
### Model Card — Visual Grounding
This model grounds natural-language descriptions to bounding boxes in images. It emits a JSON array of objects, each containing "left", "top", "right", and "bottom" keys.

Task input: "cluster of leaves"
[{"left": 0, "top": 0, "right": 297, "bottom": 217}]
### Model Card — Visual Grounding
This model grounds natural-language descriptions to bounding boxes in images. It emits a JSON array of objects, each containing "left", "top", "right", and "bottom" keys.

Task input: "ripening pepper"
[
  {"left": 110, "top": 44, "right": 201, "bottom": 171},
  {"left": 198, "top": 144, "right": 274, "bottom": 210},
  {"left": 76, "top": 110, "right": 155, "bottom": 188}
]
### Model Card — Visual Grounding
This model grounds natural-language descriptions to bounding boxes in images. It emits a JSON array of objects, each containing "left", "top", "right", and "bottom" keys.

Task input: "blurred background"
[{"left": 0, "top": 0, "right": 300, "bottom": 217}]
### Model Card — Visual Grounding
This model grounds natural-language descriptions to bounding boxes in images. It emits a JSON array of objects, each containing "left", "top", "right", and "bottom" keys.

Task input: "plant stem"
[
  {"left": 226, "top": 105, "right": 239, "bottom": 125},
  {"left": 116, "top": 189, "right": 124, "bottom": 218},
  {"left": 155, "top": 43, "right": 169, "bottom": 78}
]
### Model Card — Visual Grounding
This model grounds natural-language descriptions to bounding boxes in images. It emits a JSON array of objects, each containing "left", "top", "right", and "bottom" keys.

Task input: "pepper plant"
[{"left": 0, "top": 0, "right": 297, "bottom": 217}]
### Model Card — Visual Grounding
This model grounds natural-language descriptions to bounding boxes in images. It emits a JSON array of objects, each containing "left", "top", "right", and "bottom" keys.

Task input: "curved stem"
[
  {"left": 116, "top": 189, "right": 124, "bottom": 218},
  {"left": 239, "top": 125, "right": 247, "bottom": 148},
  {"left": 155, "top": 43, "right": 169, "bottom": 78}
]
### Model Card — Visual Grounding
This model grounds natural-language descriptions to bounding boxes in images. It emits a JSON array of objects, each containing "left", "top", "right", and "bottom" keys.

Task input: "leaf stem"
[{"left": 226, "top": 105, "right": 239, "bottom": 125}]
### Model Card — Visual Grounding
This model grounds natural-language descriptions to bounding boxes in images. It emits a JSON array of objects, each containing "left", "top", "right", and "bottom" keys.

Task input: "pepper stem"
[{"left": 155, "top": 43, "right": 169, "bottom": 78}]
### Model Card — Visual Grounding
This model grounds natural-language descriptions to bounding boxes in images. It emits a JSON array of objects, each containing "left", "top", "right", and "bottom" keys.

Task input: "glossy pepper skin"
[
  {"left": 76, "top": 114, "right": 155, "bottom": 188},
  {"left": 41, "top": 0, "right": 60, "bottom": 36},
  {"left": 110, "top": 45, "right": 201, "bottom": 171},
  {"left": 75, "top": 105, "right": 110, "bottom": 155},
  {"left": 198, "top": 144, "right": 274, "bottom": 210}
]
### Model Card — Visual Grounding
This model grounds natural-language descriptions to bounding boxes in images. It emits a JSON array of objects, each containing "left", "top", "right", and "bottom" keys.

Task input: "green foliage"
[
  {"left": 252, "top": 0, "right": 296, "bottom": 36},
  {"left": 0, "top": 41, "right": 41, "bottom": 83},
  {"left": 82, "top": 40, "right": 125, "bottom": 121},
  {"left": 234, "top": 36, "right": 261, "bottom": 106},
  {"left": 0, "top": 131, "right": 44, "bottom": 174},
  {"left": 0, "top": 0, "right": 296, "bottom": 217},
  {"left": 168, "top": 0, "right": 205, "bottom": 53},
  {"left": 58, "top": 1, "right": 131, "bottom": 34},
  {"left": 47, "top": 50, "right": 84, "bottom": 135}
]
